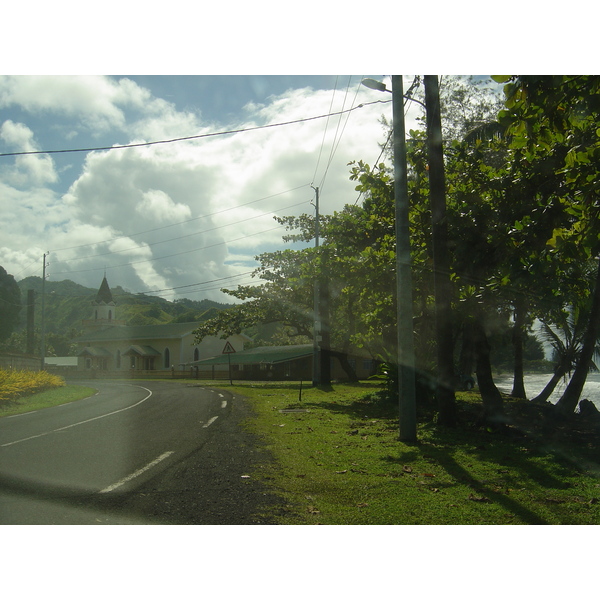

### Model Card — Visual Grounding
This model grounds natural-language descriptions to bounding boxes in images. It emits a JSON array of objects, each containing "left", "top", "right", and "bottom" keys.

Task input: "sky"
[{"left": 0, "top": 74, "right": 428, "bottom": 303}]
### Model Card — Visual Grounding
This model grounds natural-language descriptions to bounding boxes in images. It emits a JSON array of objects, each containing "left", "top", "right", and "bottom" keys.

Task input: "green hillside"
[{"left": 4, "top": 277, "right": 235, "bottom": 356}]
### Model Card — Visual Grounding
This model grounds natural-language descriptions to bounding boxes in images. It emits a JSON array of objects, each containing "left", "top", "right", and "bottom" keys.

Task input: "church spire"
[{"left": 96, "top": 275, "right": 114, "bottom": 305}]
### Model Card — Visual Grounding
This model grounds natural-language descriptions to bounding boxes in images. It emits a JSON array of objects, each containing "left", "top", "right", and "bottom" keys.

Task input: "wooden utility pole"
[
  {"left": 312, "top": 186, "right": 320, "bottom": 385},
  {"left": 40, "top": 253, "right": 48, "bottom": 370}
]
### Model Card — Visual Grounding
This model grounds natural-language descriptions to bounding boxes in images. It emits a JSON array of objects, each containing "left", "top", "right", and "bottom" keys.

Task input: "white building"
[{"left": 76, "top": 277, "right": 247, "bottom": 373}]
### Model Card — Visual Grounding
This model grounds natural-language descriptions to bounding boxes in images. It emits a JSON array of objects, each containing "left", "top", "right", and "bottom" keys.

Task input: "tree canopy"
[
  {"left": 194, "top": 75, "right": 600, "bottom": 422},
  {"left": 0, "top": 266, "right": 21, "bottom": 343}
]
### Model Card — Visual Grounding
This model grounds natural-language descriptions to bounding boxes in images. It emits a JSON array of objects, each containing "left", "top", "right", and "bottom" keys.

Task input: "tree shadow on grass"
[{"left": 303, "top": 394, "right": 597, "bottom": 524}]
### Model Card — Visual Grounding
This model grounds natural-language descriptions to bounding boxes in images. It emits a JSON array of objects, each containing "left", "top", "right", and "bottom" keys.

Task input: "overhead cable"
[{"left": 0, "top": 99, "right": 392, "bottom": 158}]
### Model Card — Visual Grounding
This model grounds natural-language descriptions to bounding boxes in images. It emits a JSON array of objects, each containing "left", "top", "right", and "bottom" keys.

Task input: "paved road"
[{"left": 0, "top": 381, "right": 283, "bottom": 524}]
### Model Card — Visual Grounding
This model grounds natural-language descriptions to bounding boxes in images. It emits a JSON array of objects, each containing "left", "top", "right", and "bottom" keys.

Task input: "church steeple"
[
  {"left": 81, "top": 275, "right": 124, "bottom": 331},
  {"left": 96, "top": 275, "right": 114, "bottom": 305}
]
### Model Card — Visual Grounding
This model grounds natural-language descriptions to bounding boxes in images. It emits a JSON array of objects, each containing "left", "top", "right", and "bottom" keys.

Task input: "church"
[{"left": 76, "top": 276, "right": 248, "bottom": 374}]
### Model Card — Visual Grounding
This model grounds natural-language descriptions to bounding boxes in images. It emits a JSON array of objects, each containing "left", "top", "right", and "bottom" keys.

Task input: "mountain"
[{"left": 15, "top": 277, "right": 235, "bottom": 336}]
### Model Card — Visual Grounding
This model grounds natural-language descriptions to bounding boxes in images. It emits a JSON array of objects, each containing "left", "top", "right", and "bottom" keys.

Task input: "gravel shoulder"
[{"left": 100, "top": 388, "right": 286, "bottom": 524}]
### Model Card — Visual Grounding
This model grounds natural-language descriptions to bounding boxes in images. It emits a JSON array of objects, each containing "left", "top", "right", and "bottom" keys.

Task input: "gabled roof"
[
  {"left": 122, "top": 345, "right": 162, "bottom": 357},
  {"left": 78, "top": 346, "right": 113, "bottom": 357},
  {"left": 187, "top": 344, "right": 313, "bottom": 366},
  {"left": 76, "top": 322, "right": 202, "bottom": 343}
]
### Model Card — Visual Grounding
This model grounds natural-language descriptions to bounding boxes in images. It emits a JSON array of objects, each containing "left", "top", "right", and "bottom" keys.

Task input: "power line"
[
  {"left": 311, "top": 77, "right": 339, "bottom": 185},
  {"left": 50, "top": 184, "right": 311, "bottom": 254},
  {"left": 130, "top": 271, "right": 256, "bottom": 296},
  {"left": 54, "top": 199, "right": 310, "bottom": 264},
  {"left": 49, "top": 223, "right": 287, "bottom": 276},
  {"left": 0, "top": 99, "right": 391, "bottom": 158},
  {"left": 318, "top": 77, "right": 361, "bottom": 193}
]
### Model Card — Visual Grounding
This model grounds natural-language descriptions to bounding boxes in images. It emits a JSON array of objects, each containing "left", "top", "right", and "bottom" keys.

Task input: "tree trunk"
[
  {"left": 473, "top": 319, "right": 505, "bottom": 425},
  {"left": 511, "top": 299, "right": 527, "bottom": 399},
  {"left": 330, "top": 350, "right": 359, "bottom": 382},
  {"left": 555, "top": 259, "right": 600, "bottom": 414},
  {"left": 531, "top": 362, "right": 567, "bottom": 404},
  {"left": 425, "top": 75, "right": 457, "bottom": 427}
]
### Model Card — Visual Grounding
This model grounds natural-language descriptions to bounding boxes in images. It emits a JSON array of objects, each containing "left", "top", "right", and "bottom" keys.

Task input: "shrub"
[{"left": 0, "top": 368, "right": 65, "bottom": 405}]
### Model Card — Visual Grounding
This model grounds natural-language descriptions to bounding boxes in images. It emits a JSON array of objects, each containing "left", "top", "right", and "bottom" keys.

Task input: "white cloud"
[
  {"left": 137, "top": 189, "right": 192, "bottom": 222},
  {"left": 0, "top": 120, "right": 58, "bottom": 186},
  {"left": 1, "top": 76, "right": 421, "bottom": 302}
]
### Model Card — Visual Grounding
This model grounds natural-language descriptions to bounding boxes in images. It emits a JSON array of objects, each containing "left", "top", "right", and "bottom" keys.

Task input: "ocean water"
[{"left": 494, "top": 372, "right": 600, "bottom": 410}]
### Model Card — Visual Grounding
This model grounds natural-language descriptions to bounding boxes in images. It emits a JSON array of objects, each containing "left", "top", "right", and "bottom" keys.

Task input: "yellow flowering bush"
[{"left": 0, "top": 368, "right": 65, "bottom": 405}]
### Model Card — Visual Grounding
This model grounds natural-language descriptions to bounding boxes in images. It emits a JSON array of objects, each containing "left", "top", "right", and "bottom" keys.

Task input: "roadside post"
[{"left": 223, "top": 341, "right": 236, "bottom": 385}]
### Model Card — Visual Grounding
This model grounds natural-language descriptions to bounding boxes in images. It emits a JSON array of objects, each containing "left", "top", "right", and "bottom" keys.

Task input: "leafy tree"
[
  {"left": 493, "top": 75, "right": 600, "bottom": 414},
  {"left": 0, "top": 266, "right": 21, "bottom": 342}
]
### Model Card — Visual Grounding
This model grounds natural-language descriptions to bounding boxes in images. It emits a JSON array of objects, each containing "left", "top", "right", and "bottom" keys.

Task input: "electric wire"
[
  {"left": 49, "top": 184, "right": 311, "bottom": 254},
  {"left": 311, "top": 76, "right": 338, "bottom": 185},
  {"left": 53, "top": 198, "right": 310, "bottom": 264},
  {"left": 0, "top": 99, "right": 391, "bottom": 158},
  {"left": 318, "top": 76, "right": 361, "bottom": 193},
  {"left": 49, "top": 223, "right": 288, "bottom": 276},
  {"left": 353, "top": 76, "right": 422, "bottom": 205}
]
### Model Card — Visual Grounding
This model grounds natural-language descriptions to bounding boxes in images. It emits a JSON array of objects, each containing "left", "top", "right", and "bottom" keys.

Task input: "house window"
[
  {"left": 108, "top": 310, "right": 112, "bottom": 321},
  {"left": 164, "top": 347, "right": 170, "bottom": 369},
  {"left": 116, "top": 350, "right": 121, "bottom": 369},
  {"left": 194, "top": 348, "right": 200, "bottom": 362}
]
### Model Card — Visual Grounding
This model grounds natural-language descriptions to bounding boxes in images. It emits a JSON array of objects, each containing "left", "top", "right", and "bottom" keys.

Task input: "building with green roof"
[{"left": 76, "top": 278, "right": 248, "bottom": 374}]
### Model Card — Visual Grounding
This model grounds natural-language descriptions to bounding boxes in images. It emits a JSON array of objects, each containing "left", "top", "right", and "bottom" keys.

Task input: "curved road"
[{"left": 0, "top": 380, "right": 282, "bottom": 524}]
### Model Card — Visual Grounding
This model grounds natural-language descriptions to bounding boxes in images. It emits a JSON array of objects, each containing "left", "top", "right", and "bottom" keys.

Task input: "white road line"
[
  {"left": 99, "top": 451, "right": 174, "bottom": 494},
  {"left": 221, "top": 400, "right": 227, "bottom": 409},
  {"left": 203, "top": 416, "right": 218, "bottom": 428},
  {"left": 1, "top": 385, "right": 153, "bottom": 448}
]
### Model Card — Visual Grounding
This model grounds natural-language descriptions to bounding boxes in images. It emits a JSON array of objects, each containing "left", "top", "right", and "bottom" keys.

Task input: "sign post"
[{"left": 222, "top": 342, "right": 236, "bottom": 385}]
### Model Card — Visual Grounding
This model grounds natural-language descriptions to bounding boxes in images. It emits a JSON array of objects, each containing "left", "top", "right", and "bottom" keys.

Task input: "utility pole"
[
  {"left": 391, "top": 75, "right": 417, "bottom": 442},
  {"left": 40, "top": 252, "right": 48, "bottom": 370},
  {"left": 312, "top": 186, "right": 321, "bottom": 386},
  {"left": 424, "top": 75, "right": 457, "bottom": 426},
  {"left": 27, "top": 289, "right": 35, "bottom": 355}
]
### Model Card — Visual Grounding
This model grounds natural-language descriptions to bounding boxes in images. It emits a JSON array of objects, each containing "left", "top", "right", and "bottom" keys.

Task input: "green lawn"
[
  {"left": 229, "top": 381, "right": 600, "bottom": 525},
  {"left": 0, "top": 385, "right": 97, "bottom": 417}
]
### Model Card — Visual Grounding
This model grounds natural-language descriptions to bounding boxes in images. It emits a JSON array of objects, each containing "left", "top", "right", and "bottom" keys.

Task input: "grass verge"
[
  {"left": 228, "top": 381, "right": 600, "bottom": 525},
  {"left": 0, "top": 385, "right": 97, "bottom": 418}
]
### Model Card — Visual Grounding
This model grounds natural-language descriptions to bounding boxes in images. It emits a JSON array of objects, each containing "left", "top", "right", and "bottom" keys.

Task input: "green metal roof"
[
  {"left": 123, "top": 345, "right": 162, "bottom": 357},
  {"left": 187, "top": 344, "right": 313, "bottom": 366},
  {"left": 78, "top": 346, "right": 113, "bottom": 357},
  {"left": 76, "top": 322, "right": 201, "bottom": 343}
]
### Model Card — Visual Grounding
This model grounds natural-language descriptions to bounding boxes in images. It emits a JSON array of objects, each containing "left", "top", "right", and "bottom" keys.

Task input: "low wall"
[
  {"left": 63, "top": 369, "right": 237, "bottom": 381},
  {"left": 0, "top": 353, "right": 40, "bottom": 371}
]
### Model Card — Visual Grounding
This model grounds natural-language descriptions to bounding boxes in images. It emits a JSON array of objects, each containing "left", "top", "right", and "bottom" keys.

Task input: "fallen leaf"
[
  {"left": 335, "top": 469, "right": 348, "bottom": 474},
  {"left": 357, "top": 502, "right": 369, "bottom": 508},
  {"left": 307, "top": 506, "right": 320, "bottom": 514},
  {"left": 347, "top": 429, "right": 359, "bottom": 435},
  {"left": 296, "top": 474, "right": 306, "bottom": 478},
  {"left": 430, "top": 488, "right": 440, "bottom": 493},
  {"left": 241, "top": 475, "right": 250, "bottom": 479},
  {"left": 422, "top": 473, "right": 435, "bottom": 477},
  {"left": 402, "top": 465, "right": 413, "bottom": 473},
  {"left": 468, "top": 493, "right": 490, "bottom": 502}
]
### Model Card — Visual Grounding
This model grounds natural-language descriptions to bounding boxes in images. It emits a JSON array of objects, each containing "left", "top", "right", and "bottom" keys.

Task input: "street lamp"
[{"left": 361, "top": 76, "right": 417, "bottom": 442}]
